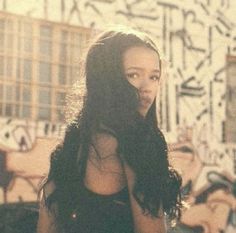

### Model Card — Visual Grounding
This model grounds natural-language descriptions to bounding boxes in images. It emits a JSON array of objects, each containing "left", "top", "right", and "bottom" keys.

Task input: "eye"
[
  {"left": 126, "top": 73, "right": 139, "bottom": 79},
  {"left": 150, "top": 75, "right": 160, "bottom": 81}
]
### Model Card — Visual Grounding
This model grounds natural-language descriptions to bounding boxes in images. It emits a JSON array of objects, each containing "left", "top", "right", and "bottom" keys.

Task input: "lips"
[{"left": 139, "top": 95, "right": 152, "bottom": 107}]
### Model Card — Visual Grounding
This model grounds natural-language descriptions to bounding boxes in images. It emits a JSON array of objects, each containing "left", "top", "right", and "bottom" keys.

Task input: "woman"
[{"left": 37, "top": 26, "right": 182, "bottom": 233}]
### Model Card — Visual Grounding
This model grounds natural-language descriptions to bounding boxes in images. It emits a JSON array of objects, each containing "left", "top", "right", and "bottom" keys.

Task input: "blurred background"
[{"left": 0, "top": 0, "right": 235, "bottom": 232}]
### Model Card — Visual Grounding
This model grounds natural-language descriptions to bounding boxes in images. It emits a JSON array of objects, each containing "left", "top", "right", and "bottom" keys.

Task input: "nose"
[{"left": 138, "top": 77, "right": 151, "bottom": 93}]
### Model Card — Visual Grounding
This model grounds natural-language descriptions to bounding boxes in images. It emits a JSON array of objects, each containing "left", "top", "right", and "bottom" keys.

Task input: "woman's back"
[{"left": 37, "top": 132, "right": 134, "bottom": 233}]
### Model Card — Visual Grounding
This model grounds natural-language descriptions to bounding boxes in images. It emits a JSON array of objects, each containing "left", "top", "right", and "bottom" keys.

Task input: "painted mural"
[{"left": 0, "top": 0, "right": 236, "bottom": 232}]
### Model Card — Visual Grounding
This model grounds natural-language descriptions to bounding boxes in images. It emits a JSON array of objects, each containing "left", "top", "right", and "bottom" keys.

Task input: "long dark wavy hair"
[{"left": 39, "top": 26, "right": 182, "bottom": 231}]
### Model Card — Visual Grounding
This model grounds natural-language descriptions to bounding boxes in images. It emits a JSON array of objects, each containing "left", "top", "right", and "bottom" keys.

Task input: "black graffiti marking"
[
  {"left": 183, "top": 10, "right": 205, "bottom": 27},
  {"left": 215, "top": 25, "right": 223, "bottom": 35},
  {"left": 157, "top": 1, "right": 179, "bottom": 10},
  {"left": 61, "top": 0, "right": 65, "bottom": 22},
  {"left": 218, "top": 93, "right": 225, "bottom": 107},
  {"left": 1, "top": 0, "right": 7, "bottom": 10},
  {"left": 216, "top": 10, "right": 235, "bottom": 28},
  {"left": 163, "top": 7, "right": 167, "bottom": 55},
  {"left": 221, "top": 0, "right": 230, "bottom": 8},
  {"left": 116, "top": 0, "right": 159, "bottom": 21},
  {"left": 169, "top": 31, "right": 174, "bottom": 66},
  {"left": 91, "top": 0, "right": 115, "bottom": 3},
  {"left": 196, "top": 108, "right": 208, "bottom": 120},
  {"left": 116, "top": 10, "right": 159, "bottom": 21},
  {"left": 177, "top": 67, "right": 184, "bottom": 80},
  {"left": 195, "top": 52, "right": 212, "bottom": 71},
  {"left": 199, "top": 2, "right": 210, "bottom": 15},
  {"left": 209, "top": 26, "right": 212, "bottom": 65},
  {"left": 6, "top": 118, "right": 12, "bottom": 124},
  {"left": 217, "top": 16, "right": 232, "bottom": 31},
  {"left": 214, "top": 66, "right": 226, "bottom": 83},
  {"left": 187, "top": 42, "right": 206, "bottom": 53},
  {"left": 209, "top": 81, "right": 213, "bottom": 123},
  {"left": 67, "top": 0, "right": 83, "bottom": 25},
  {"left": 181, "top": 9, "right": 205, "bottom": 69},
  {"left": 12, "top": 125, "right": 33, "bottom": 152},
  {"left": 180, "top": 76, "right": 206, "bottom": 97},
  {"left": 84, "top": 2, "right": 102, "bottom": 16},
  {"left": 174, "top": 29, "right": 205, "bottom": 54}
]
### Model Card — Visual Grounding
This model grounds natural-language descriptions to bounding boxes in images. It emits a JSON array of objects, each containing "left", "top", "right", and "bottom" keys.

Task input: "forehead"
[{"left": 122, "top": 46, "right": 160, "bottom": 69}]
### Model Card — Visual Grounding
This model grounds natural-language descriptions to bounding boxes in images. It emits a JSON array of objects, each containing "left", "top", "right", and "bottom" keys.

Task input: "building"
[{"left": 0, "top": 10, "right": 91, "bottom": 123}]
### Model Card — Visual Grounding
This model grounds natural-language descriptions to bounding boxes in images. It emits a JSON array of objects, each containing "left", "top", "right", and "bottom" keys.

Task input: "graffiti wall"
[
  {"left": 1, "top": 0, "right": 236, "bottom": 232},
  {"left": 0, "top": 118, "right": 65, "bottom": 203}
]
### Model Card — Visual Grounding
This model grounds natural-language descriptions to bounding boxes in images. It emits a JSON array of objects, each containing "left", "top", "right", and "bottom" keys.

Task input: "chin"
[{"left": 138, "top": 108, "right": 148, "bottom": 117}]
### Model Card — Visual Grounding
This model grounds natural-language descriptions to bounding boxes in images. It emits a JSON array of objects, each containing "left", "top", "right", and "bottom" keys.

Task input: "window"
[
  {"left": 0, "top": 18, "right": 5, "bottom": 30},
  {"left": 16, "top": 59, "right": 21, "bottom": 79},
  {"left": 15, "top": 86, "right": 20, "bottom": 102},
  {"left": 5, "top": 85, "right": 13, "bottom": 101},
  {"left": 23, "top": 59, "right": 32, "bottom": 81},
  {"left": 24, "top": 38, "right": 32, "bottom": 52},
  {"left": 24, "top": 22, "right": 32, "bottom": 37},
  {"left": 0, "top": 32, "right": 4, "bottom": 52},
  {"left": 38, "top": 89, "right": 51, "bottom": 105},
  {"left": 5, "top": 104, "right": 13, "bottom": 116},
  {"left": 56, "top": 108, "right": 64, "bottom": 121},
  {"left": 56, "top": 92, "right": 66, "bottom": 106},
  {"left": 58, "top": 65, "right": 67, "bottom": 85},
  {"left": 6, "top": 20, "right": 13, "bottom": 32},
  {"left": 59, "top": 30, "right": 68, "bottom": 63},
  {"left": 6, "top": 57, "right": 12, "bottom": 77},
  {"left": 61, "top": 30, "right": 68, "bottom": 42},
  {"left": 22, "top": 105, "right": 31, "bottom": 118},
  {"left": 38, "top": 107, "right": 51, "bottom": 120},
  {"left": 38, "top": 62, "right": 51, "bottom": 83},
  {"left": 0, "top": 84, "right": 3, "bottom": 100},
  {"left": 39, "top": 40, "right": 52, "bottom": 57},
  {"left": 59, "top": 43, "right": 67, "bottom": 63},
  {"left": 0, "top": 56, "right": 4, "bottom": 76},
  {"left": 23, "top": 87, "right": 31, "bottom": 102},
  {"left": 6, "top": 34, "right": 13, "bottom": 50},
  {"left": 40, "top": 25, "right": 52, "bottom": 38},
  {"left": 39, "top": 25, "right": 52, "bottom": 57}
]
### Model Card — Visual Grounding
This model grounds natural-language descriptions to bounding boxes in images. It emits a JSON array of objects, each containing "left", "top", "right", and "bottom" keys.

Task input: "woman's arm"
[
  {"left": 37, "top": 181, "right": 59, "bottom": 233},
  {"left": 123, "top": 162, "right": 167, "bottom": 233}
]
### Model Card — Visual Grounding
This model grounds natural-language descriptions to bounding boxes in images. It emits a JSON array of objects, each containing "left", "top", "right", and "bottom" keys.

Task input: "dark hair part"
[{"left": 39, "top": 26, "right": 182, "bottom": 230}]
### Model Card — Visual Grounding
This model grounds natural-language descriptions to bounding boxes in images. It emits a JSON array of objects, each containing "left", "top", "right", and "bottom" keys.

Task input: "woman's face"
[{"left": 123, "top": 46, "right": 161, "bottom": 117}]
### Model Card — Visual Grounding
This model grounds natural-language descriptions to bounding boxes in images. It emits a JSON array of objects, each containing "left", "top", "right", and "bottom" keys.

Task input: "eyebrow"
[{"left": 125, "top": 67, "right": 160, "bottom": 73}]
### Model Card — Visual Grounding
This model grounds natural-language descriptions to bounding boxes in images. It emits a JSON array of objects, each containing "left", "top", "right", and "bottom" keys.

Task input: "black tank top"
[
  {"left": 65, "top": 182, "right": 134, "bottom": 233},
  {"left": 64, "top": 124, "right": 134, "bottom": 233}
]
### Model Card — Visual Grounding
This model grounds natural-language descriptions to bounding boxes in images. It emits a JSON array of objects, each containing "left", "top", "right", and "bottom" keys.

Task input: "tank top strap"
[{"left": 98, "top": 122, "right": 118, "bottom": 138}]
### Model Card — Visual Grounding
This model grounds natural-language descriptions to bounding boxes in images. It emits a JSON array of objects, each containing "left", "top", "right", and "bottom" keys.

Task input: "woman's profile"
[{"left": 37, "top": 26, "right": 182, "bottom": 233}]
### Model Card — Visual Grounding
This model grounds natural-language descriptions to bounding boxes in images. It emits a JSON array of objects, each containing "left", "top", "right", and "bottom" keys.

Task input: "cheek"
[
  {"left": 128, "top": 80, "right": 139, "bottom": 89},
  {"left": 151, "top": 84, "right": 159, "bottom": 98}
]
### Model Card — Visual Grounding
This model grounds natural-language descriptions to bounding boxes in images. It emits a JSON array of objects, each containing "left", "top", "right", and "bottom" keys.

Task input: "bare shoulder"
[
  {"left": 91, "top": 132, "right": 118, "bottom": 155},
  {"left": 84, "top": 132, "right": 127, "bottom": 194},
  {"left": 43, "top": 180, "right": 56, "bottom": 200},
  {"left": 37, "top": 180, "right": 58, "bottom": 233}
]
